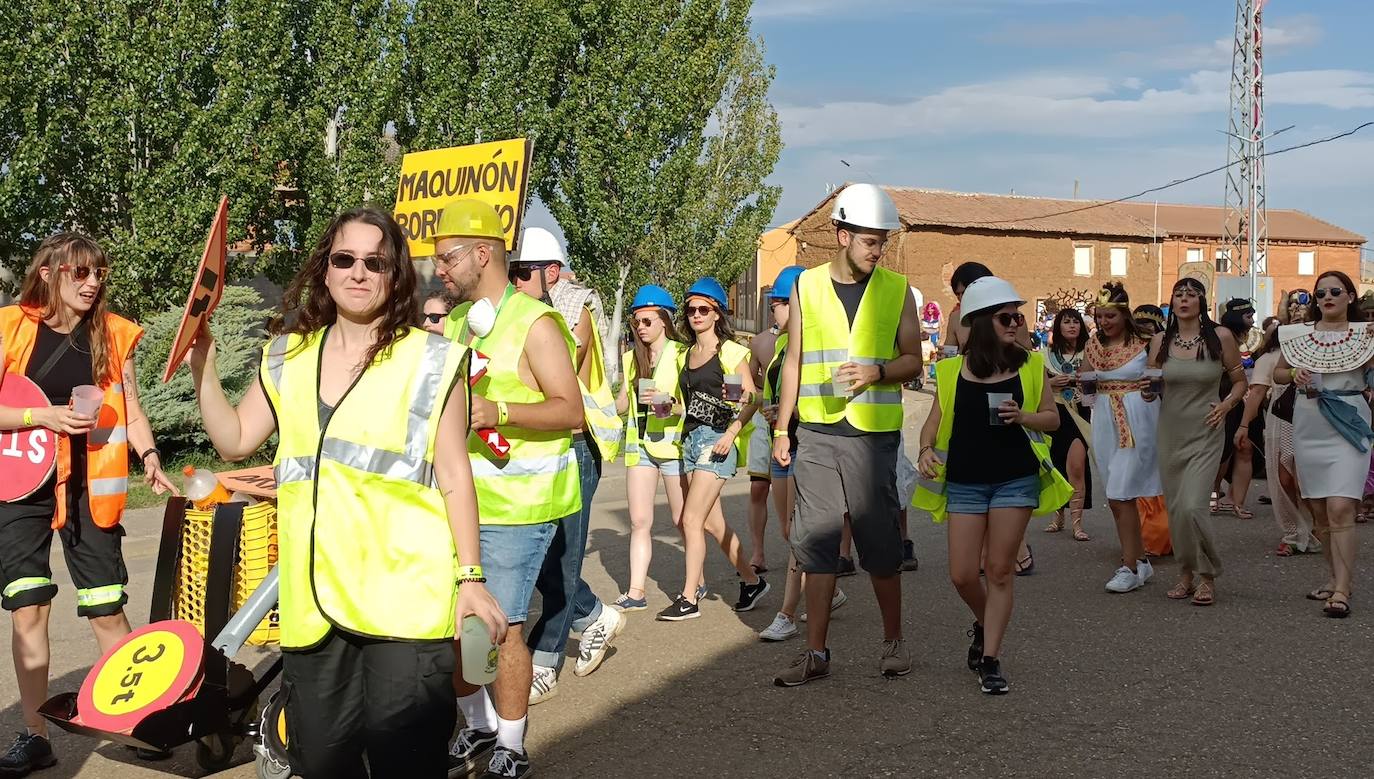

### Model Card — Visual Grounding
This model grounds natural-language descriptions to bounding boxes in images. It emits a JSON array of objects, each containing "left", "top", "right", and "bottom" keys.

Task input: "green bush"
[{"left": 135, "top": 285, "right": 272, "bottom": 458}]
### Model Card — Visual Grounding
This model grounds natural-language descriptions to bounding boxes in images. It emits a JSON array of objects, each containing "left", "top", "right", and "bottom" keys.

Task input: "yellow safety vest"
[
  {"left": 259, "top": 327, "right": 467, "bottom": 649},
  {"left": 911, "top": 352, "right": 1073, "bottom": 523},
  {"left": 447, "top": 286, "right": 581, "bottom": 525},
  {"left": 763, "top": 332, "right": 788, "bottom": 402},
  {"left": 717, "top": 339, "right": 755, "bottom": 467},
  {"left": 621, "top": 340, "right": 686, "bottom": 465},
  {"left": 578, "top": 308, "right": 623, "bottom": 461},
  {"left": 796, "top": 264, "right": 905, "bottom": 431}
]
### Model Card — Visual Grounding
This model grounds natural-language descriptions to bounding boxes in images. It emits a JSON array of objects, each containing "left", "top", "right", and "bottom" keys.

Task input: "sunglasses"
[
  {"left": 328, "top": 253, "right": 386, "bottom": 273},
  {"left": 1292, "top": 291, "right": 1311, "bottom": 305},
  {"left": 769, "top": 299, "right": 789, "bottom": 308},
  {"left": 685, "top": 305, "right": 715, "bottom": 317},
  {"left": 633, "top": 317, "right": 657, "bottom": 328},
  {"left": 1314, "top": 287, "right": 1347, "bottom": 300},
  {"left": 508, "top": 263, "right": 553, "bottom": 283},
  {"left": 423, "top": 312, "right": 446, "bottom": 324},
  {"left": 58, "top": 264, "right": 111, "bottom": 283},
  {"left": 994, "top": 312, "right": 1025, "bottom": 328}
]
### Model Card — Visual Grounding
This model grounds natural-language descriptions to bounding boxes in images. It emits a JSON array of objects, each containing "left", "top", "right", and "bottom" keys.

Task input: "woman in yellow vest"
[
  {"left": 914, "top": 277, "right": 1068, "bottom": 695},
  {"left": 613, "top": 285, "right": 689, "bottom": 611},
  {"left": 187, "top": 207, "right": 505, "bottom": 777},
  {"left": 0, "top": 233, "right": 177, "bottom": 774},
  {"left": 656, "top": 278, "right": 769, "bottom": 622}
]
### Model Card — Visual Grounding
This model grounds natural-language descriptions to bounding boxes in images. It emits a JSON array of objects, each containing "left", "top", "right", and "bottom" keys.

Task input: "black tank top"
[{"left": 945, "top": 374, "right": 1038, "bottom": 484}]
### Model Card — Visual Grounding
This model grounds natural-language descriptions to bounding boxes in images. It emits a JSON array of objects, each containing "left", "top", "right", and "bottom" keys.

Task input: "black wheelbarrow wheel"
[
  {"left": 254, "top": 688, "right": 292, "bottom": 778},
  {"left": 196, "top": 731, "right": 236, "bottom": 772}
]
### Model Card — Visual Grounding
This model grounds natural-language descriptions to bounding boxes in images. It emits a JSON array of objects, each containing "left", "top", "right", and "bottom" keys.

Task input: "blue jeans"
[
  {"left": 527, "top": 437, "right": 604, "bottom": 671},
  {"left": 479, "top": 522, "right": 558, "bottom": 624}
]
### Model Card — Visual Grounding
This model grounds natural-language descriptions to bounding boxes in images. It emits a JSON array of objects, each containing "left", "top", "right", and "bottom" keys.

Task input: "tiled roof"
[{"left": 1112, "top": 202, "right": 1365, "bottom": 244}]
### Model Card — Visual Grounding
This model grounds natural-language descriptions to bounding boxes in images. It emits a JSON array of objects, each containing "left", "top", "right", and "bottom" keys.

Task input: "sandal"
[
  {"left": 1166, "top": 579, "right": 1196, "bottom": 600},
  {"left": 1072, "top": 522, "right": 1090, "bottom": 542},
  {"left": 1275, "top": 543, "right": 1295, "bottom": 557},
  {"left": 1014, "top": 546, "right": 1035, "bottom": 576},
  {"left": 1232, "top": 505, "right": 1254, "bottom": 520},
  {"left": 1306, "top": 587, "right": 1336, "bottom": 601},
  {"left": 1044, "top": 514, "right": 1065, "bottom": 533},
  {"left": 1191, "top": 580, "right": 1215, "bottom": 607},
  {"left": 1209, "top": 492, "right": 1221, "bottom": 515},
  {"left": 1324, "top": 591, "right": 1352, "bottom": 619}
]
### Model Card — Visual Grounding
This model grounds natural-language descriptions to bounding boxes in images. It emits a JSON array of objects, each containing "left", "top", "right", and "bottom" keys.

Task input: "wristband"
[
  {"left": 22, "top": 408, "right": 33, "bottom": 427},
  {"left": 772, "top": 428, "right": 788, "bottom": 439},
  {"left": 877, "top": 364, "right": 887, "bottom": 383},
  {"left": 1289, "top": 368, "right": 1297, "bottom": 382},
  {"left": 457, "top": 565, "right": 484, "bottom": 581},
  {"left": 139, "top": 447, "right": 161, "bottom": 463},
  {"left": 496, "top": 401, "right": 510, "bottom": 426}
]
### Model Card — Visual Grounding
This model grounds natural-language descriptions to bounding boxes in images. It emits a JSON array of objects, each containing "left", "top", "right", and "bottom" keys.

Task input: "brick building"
[{"left": 782, "top": 186, "right": 1365, "bottom": 321}]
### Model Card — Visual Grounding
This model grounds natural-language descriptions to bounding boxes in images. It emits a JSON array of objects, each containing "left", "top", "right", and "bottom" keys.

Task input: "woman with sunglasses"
[
  {"left": 1041, "top": 307, "right": 1093, "bottom": 540},
  {"left": 916, "top": 277, "right": 1068, "bottom": 694},
  {"left": 612, "top": 286, "right": 691, "bottom": 611},
  {"left": 420, "top": 291, "right": 453, "bottom": 335},
  {"left": 0, "top": 233, "right": 178, "bottom": 774},
  {"left": 656, "top": 277, "right": 769, "bottom": 622},
  {"left": 1082, "top": 282, "right": 1161, "bottom": 594},
  {"left": 1274, "top": 271, "right": 1374, "bottom": 618},
  {"left": 1146, "top": 278, "right": 1246, "bottom": 607}
]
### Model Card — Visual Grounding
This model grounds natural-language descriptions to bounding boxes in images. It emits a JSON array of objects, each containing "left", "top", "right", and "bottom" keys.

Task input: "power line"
[{"left": 952, "top": 121, "right": 1374, "bottom": 226}]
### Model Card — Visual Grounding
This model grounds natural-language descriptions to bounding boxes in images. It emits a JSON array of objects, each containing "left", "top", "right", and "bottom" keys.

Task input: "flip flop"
[
  {"left": 1306, "top": 588, "right": 1335, "bottom": 601},
  {"left": 1324, "top": 592, "right": 1351, "bottom": 619}
]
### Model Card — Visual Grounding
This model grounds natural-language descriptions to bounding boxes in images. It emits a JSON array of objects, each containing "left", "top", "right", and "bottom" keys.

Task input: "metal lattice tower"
[{"left": 1223, "top": 0, "right": 1268, "bottom": 298}]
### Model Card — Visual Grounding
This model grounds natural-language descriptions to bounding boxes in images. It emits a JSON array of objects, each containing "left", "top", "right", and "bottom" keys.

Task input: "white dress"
[
  {"left": 1282, "top": 323, "right": 1374, "bottom": 500},
  {"left": 1090, "top": 349, "right": 1163, "bottom": 501}
]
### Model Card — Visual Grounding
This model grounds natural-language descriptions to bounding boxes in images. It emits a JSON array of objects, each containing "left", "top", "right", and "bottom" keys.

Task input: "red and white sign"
[
  {"left": 162, "top": 196, "right": 229, "bottom": 383},
  {"left": 0, "top": 373, "right": 56, "bottom": 502},
  {"left": 470, "top": 351, "right": 509, "bottom": 458}
]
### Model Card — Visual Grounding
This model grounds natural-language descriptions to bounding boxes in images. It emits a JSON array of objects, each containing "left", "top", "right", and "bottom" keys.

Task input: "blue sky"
[{"left": 750, "top": 0, "right": 1374, "bottom": 248}]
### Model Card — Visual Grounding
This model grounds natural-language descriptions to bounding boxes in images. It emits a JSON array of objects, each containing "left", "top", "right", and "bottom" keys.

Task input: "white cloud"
[{"left": 1121, "top": 14, "right": 1323, "bottom": 71}]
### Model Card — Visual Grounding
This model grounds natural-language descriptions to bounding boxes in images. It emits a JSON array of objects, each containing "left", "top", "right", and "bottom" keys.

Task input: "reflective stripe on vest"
[
  {"left": 259, "top": 327, "right": 465, "bottom": 649},
  {"left": 622, "top": 341, "right": 686, "bottom": 466},
  {"left": 911, "top": 353, "right": 1073, "bottom": 522},
  {"left": 450, "top": 287, "right": 581, "bottom": 525},
  {"left": 578, "top": 307, "right": 623, "bottom": 461},
  {"left": 795, "top": 265, "right": 905, "bottom": 432}
]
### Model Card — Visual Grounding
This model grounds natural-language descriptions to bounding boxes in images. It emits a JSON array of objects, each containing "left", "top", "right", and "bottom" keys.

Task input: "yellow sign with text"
[{"left": 394, "top": 138, "right": 533, "bottom": 257}]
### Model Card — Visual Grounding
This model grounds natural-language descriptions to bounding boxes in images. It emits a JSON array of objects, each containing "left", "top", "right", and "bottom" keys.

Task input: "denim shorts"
[
  {"left": 770, "top": 448, "right": 796, "bottom": 479},
  {"left": 625, "top": 445, "right": 682, "bottom": 477},
  {"left": 681, "top": 425, "right": 738, "bottom": 479},
  {"left": 945, "top": 475, "right": 1040, "bottom": 516},
  {"left": 478, "top": 521, "right": 560, "bottom": 624}
]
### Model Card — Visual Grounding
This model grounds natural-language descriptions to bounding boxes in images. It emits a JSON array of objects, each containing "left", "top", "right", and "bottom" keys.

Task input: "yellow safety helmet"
[{"left": 425, "top": 199, "right": 506, "bottom": 243}]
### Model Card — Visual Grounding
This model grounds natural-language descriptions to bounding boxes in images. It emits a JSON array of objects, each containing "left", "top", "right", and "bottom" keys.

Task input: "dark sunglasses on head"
[
  {"left": 994, "top": 312, "right": 1025, "bottom": 328},
  {"left": 633, "top": 317, "right": 657, "bottom": 328},
  {"left": 685, "top": 304, "right": 715, "bottom": 317},
  {"left": 58, "top": 264, "right": 111, "bottom": 283},
  {"left": 1314, "top": 287, "right": 1347, "bottom": 300},
  {"left": 423, "top": 312, "right": 446, "bottom": 324},
  {"left": 328, "top": 253, "right": 386, "bottom": 273}
]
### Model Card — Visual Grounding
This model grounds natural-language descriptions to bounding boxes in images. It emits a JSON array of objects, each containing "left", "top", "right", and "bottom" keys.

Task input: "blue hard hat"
[
  {"left": 631, "top": 284, "right": 676, "bottom": 313},
  {"left": 769, "top": 266, "right": 804, "bottom": 301},
  {"left": 685, "top": 277, "right": 729, "bottom": 311}
]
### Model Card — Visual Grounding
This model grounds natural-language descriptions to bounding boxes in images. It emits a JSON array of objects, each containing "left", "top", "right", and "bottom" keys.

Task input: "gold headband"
[
  {"left": 1096, "top": 288, "right": 1128, "bottom": 309},
  {"left": 1135, "top": 310, "right": 1165, "bottom": 329}
]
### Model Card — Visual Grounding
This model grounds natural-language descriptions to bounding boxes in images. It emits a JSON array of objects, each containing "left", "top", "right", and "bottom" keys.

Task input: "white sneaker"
[
  {"left": 574, "top": 605, "right": 625, "bottom": 677},
  {"left": 759, "top": 612, "right": 799, "bottom": 641},
  {"left": 1104, "top": 566, "right": 1143, "bottom": 593},
  {"left": 528, "top": 664, "right": 558, "bottom": 705},
  {"left": 800, "top": 587, "right": 847, "bottom": 623},
  {"left": 1137, "top": 559, "right": 1155, "bottom": 583}
]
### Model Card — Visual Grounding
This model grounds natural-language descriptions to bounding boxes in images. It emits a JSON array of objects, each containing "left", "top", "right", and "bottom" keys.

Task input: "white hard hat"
[
  {"left": 511, "top": 226, "right": 566, "bottom": 266},
  {"left": 830, "top": 183, "right": 901, "bottom": 231},
  {"left": 959, "top": 276, "right": 1025, "bottom": 325}
]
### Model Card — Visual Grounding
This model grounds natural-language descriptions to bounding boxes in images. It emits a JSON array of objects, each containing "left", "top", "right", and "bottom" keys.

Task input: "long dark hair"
[
  {"left": 1307, "top": 270, "right": 1365, "bottom": 323},
  {"left": 1050, "top": 308, "right": 1088, "bottom": 355},
  {"left": 632, "top": 307, "right": 680, "bottom": 382},
  {"left": 1253, "top": 321, "right": 1281, "bottom": 359},
  {"left": 1092, "top": 282, "right": 1147, "bottom": 344},
  {"left": 1160, "top": 277, "right": 1222, "bottom": 362},
  {"left": 1218, "top": 300, "right": 1253, "bottom": 339},
  {"left": 964, "top": 307, "right": 1029, "bottom": 379},
  {"left": 18, "top": 232, "right": 115, "bottom": 383},
  {"left": 680, "top": 296, "right": 735, "bottom": 351},
  {"left": 272, "top": 207, "right": 417, "bottom": 369}
]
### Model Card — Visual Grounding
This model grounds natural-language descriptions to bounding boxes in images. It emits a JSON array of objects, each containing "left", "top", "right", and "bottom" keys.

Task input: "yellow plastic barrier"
[{"left": 172, "top": 501, "right": 279, "bottom": 646}]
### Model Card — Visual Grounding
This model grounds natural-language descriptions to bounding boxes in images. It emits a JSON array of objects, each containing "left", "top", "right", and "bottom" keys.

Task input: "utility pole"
[{"left": 1223, "top": 0, "right": 1270, "bottom": 310}]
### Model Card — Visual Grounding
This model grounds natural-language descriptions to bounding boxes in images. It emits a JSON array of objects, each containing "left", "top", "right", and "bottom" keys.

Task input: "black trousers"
[{"left": 282, "top": 630, "right": 456, "bottom": 778}]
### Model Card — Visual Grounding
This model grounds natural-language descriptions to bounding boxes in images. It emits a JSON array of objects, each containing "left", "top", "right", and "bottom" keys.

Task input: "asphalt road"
[{"left": 4, "top": 392, "right": 1372, "bottom": 778}]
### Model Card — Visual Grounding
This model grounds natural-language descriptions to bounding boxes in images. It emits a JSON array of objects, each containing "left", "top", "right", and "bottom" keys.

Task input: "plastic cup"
[
  {"left": 723, "top": 375, "right": 743, "bottom": 402},
  {"left": 1078, "top": 371, "right": 1098, "bottom": 407},
  {"left": 71, "top": 385, "right": 102, "bottom": 417},
  {"left": 460, "top": 614, "right": 499, "bottom": 685},
  {"left": 651, "top": 393, "right": 673, "bottom": 418},
  {"left": 637, "top": 379, "right": 656, "bottom": 399},
  {"left": 1304, "top": 372, "right": 1324, "bottom": 399},
  {"left": 987, "top": 393, "right": 1013, "bottom": 425},
  {"left": 832, "top": 368, "right": 851, "bottom": 398},
  {"left": 1144, "top": 368, "right": 1164, "bottom": 398},
  {"left": 942, "top": 345, "right": 959, "bottom": 359}
]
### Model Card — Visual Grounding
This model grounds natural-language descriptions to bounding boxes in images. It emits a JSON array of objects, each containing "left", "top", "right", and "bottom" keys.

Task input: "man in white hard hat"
[
  {"left": 770, "top": 183, "right": 924, "bottom": 687},
  {"left": 507, "top": 226, "right": 625, "bottom": 707}
]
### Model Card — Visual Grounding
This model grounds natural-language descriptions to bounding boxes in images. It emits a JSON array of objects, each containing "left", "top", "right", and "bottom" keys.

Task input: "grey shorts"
[{"left": 791, "top": 428, "right": 902, "bottom": 577}]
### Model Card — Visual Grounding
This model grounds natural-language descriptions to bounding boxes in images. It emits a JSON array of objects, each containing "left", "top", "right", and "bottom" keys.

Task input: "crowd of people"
[{"left": 1, "top": 182, "right": 1371, "bottom": 777}]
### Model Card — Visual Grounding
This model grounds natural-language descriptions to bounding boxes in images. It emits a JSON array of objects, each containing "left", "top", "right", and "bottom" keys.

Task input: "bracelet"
[
  {"left": 456, "top": 565, "right": 485, "bottom": 580},
  {"left": 496, "top": 401, "right": 510, "bottom": 426},
  {"left": 877, "top": 364, "right": 887, "bottom": 383},
  {"left": 139, "top": 447, "right": 161, "bottom": 463},
  {"left": 457, "top": 577, "right": 487, "bottom": 585},
  {"left": 22, "top": 408, "right": 33, "bottom": 427},
  {"left": 919, "top": 445, "right": 933, "bottom": 456},
  {"left": 772, "top": 428, "right": 789, "bottom": 439},
  {"left": 1289, "top": 367, "right": 1298, "bottom": 382}
]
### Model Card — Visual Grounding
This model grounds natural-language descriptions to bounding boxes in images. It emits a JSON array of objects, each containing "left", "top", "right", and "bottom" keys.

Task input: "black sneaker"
[
  {"left": 448, "top": 728, "right": 498, "bottom": 778},
  {"left": 733, "top": 577, "right": 770, "bottom": 612},
  {"left": 481, "top": 746, "right": 532, "bottom": 778},
  {"left": 0, "top": 732, "right": 56, "bottom": 775},
  {"left": 900, "top": 540, "right": 919, "bottom": 572},
  {"left": 978, "top": 656, "right": 1009, "bottom": 695},
  {"left": 966, "top": 622, "right": 984, "bottom": 671},
  {"left": 836, "top": 556, "right": 857, "bottom": 577},
  {"left": 655, "top": 595, "right": 700, "bottom": 621}
]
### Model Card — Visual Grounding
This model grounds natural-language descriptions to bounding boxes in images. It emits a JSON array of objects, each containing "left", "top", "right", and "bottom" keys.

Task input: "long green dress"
[{"left": 1158, "top": 354, "right": 1224, "bottom": 578}]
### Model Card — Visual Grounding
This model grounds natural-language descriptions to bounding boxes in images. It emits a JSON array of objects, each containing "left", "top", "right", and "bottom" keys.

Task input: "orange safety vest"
[{"left": 0, "top": 305, "right": 143, "bottom": 529}]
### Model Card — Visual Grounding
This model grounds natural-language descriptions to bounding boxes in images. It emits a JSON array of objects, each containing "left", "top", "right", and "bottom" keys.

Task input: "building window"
[
  {"left": 1110, "top": 247, "right": 1128, "bottom": 277},
  {"left": 1073, "top": 245, "right": 1092, "bottom": 276},
  {"left": 1215, "top": 248, "right": 1231, "bottom": 274},
  {"left": 1298, "top": 250, "right": 1316, "bottom": 276},
  {"left": 1186, "top": 247, "right": 1203, "bottom": 264}
]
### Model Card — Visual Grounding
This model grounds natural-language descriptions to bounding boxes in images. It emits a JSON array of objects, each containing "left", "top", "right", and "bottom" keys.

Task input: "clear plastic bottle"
[
  {"left": 459, "top": 615, "right": 499, "bottom": 684},
  {"left": 182, "top": 466, "right": 231, "bottom": 511}
]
